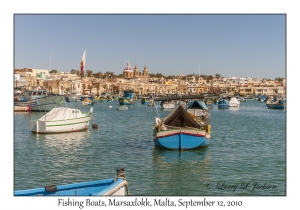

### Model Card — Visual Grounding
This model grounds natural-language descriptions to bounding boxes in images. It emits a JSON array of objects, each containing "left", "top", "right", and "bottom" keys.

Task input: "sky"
[{"left": 14, "top": 14, "right": 286, "bottom": 79}]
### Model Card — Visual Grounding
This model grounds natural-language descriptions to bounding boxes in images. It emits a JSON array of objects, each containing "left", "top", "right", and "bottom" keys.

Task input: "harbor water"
[{"left": 14, "top": 99, "right": 286, "bottom": 196}]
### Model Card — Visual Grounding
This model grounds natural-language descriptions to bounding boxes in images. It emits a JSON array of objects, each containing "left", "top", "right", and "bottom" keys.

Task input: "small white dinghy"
[
  {"left": 30, "top": 107, "right": 93, "bottom": 134},
  {"left": 229, "top": 97, "right": 240, "bottom": 107}
]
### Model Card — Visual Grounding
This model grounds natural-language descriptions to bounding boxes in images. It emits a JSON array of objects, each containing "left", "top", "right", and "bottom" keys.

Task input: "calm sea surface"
[{"left": 14, "top": 99, "right": 286, "bottom": 196}]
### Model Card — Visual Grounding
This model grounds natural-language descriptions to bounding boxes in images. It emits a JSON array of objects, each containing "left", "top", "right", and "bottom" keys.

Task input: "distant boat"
[
  {"left": 148, "top": 98, "right": 155, "bottom": 107},
  {"left": 205, "top": 100, "right": 213, "bottom": 109},
  {"left": 30, "top": 107, "right": 93, "bottom": 134},
  {"left": 80, "top": 95, "right": 94, "bottom": 106},
  {"left": 14, "top": 95, "right": 65, "bottom": 112},
  {"left": 82, "top": 97, "right": 93, "bottom": 106},
  {"left": 229, "top": 97, "right": 240, "bottom": 107},
  {"left": 119, "top": 97, "right": 135, "bottom": 105},
  {"left": 117, "top": 105, "right": 128, "bottom": 110},
  {"left": 218, "top": 98, "right": 229, "bottom": 109},
  {"left": 141, "top": 97, "right": 150, "bottom": 105},
  {"left": 186, "top": 99, "right": 208, "bottom": 113},
  {"left": 14, "top": 168, "right": 129, "bottom": 196},
  {"left": 266, "top": 98, "right": 285, "bottom": 109},
  {"left": 259, "top": 95, "right": 267, "bottom": 102},
  {"left": 214, "top": 98, "right": 219, "bottom": 104},
  {"left": 160, "top": 100, "right": 176, "bottom": 109}
]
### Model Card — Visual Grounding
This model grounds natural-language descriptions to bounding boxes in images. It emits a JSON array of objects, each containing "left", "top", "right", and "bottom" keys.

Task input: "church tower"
[
  {"left": 134, "top": 65, "right": 139, "bottom": 78},
  {"left": 143, "top": 64, "right": 149, "bottom": 77}
]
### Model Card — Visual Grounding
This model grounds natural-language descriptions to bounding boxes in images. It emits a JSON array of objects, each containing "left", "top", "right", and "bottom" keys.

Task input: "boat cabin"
[{"left": 23, "top": 90, "right": 48, "bottom": 101}]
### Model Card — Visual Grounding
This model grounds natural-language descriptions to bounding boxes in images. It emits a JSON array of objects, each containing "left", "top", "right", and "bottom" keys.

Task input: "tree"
[
  {"left": 215, "top": 73, "right": 222, "bottom": 79},
  {"left": 155, "top": 73, "right": 164, "bottom": 78},
  {"left": 275, "top": 77, "right": 283, "bottom": 81},
  {"left": 93, "top": 72, "right": 103, "bottom": 78},
  {"left": 86, "top": 70, "right": 93, "bottom": 77},
  {"left": 207, "top": 75, "right": 214, "bottom": 81},
  {"left": 70, "top": 69, "right": 77, "bottom": 74},
  {"left": 50, "top": 69, "right": 57, "bottom": 74}
]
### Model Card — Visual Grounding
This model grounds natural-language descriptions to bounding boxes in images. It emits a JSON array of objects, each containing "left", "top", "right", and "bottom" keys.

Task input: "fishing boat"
[
  {"left": 117, "top": 105, "right": 128, "bottom": 110},
  {"left": 266, "top": 98, "right": 285, "bottom": 109},
  {"left": 177, "top": 100, "right": 187, "bottom": 107},
  {"left": 96, "top": 96, "right": 106, "bottom": 102},
  {"left": 229, "top": 97, "right": 240, "bottom": 107},
  {"left": 153, "top": 95, "right": 211, "bottom": 150},
  {"left": 119, "top": 97, "right": 135, "bottom": 105},
  {"left": 14, "top": 168, "right": 129, "bottom": 196},
  {"left": 259, "top": 95, "right": 267, "bottom": 102},
  {"left": 123, "top": 89, "right": 135, "bottom": 99},
  {"left": 214, "top": 98, "right": 219, "bottom": 104},
  {"left": 148, "top": 98, "right": 155, "bottom": 107},
  {"left": 30, "top": 107, "right": 93, "bottom": 134},
  {"left": 81, "top": 96, "right": 93, "bottom": 105},
  {"left": 141, "top": 97, "right": 150, "bottom": 105},
  {"left": 22, "top": 89, "right": 48, "bottom": 101},
  {"left": 14, "top": 95, "right": 65, "bottom": 112},
  {"left": 205, "top": 100, "right": 213, "bottom": 109},
  {"left": 186, "top": 99, "right": 208, "bottom": 113},
  {"left": 218, "top": 98, "right": 229, "bottom": 109},
  {"left": 160, "top": 100, "right": 176, "bottom": 109}
]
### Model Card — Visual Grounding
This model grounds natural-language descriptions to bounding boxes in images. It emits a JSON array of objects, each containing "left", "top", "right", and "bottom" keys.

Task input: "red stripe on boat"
[{"left": 158, "top": 132, "right": 205, "bottom": 138}]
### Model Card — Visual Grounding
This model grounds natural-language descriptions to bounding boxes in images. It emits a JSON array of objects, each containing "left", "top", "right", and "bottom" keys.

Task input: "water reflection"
[
  {"left": 151, "top": 147, "right": 211, "bottom": 195},
  {"left": 152, "top": 147, "right": 209, "bottom": 164},
  {"left": 15, "top": 130, "right": 95, "bottom": 190},
  {"left": 229, "top": 106, "right": 240, "bottom": 111},
  {"left": 34, "top": 130, "right": 91, "bottom": 144}
]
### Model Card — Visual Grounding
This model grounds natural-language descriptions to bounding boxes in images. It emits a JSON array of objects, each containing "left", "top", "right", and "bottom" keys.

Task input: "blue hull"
[
  {"left": 218, "top": 99, "right": 229, "bottom": 109},
  {"left": 154, "top": 130, "right": 209, "bottom": 150},
  {"left": 119, "top": 101, "right": 135, "bottom": 105},
  {"left": 14, "top": 178, "right": 128, "bottom": 196},
  {"left": 218, "top": 105, "right": 229, "bottom": 109}
]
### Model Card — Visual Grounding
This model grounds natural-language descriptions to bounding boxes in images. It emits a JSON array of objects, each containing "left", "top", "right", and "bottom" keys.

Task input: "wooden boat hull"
[
  {"left": 218, "top": 104, "right": 229, "bottom": 109},
  {"left": 30, "top": 116, "right": 91, "bottom": 133},
  {"left": 266, "top": 103, "right": 285, "bottom": 109},
  {"left": 14, "top": 178, "right": 128, "bottom": 196},
  {"left": 153, "top": 128, "right": 209, "bottom": 150}
]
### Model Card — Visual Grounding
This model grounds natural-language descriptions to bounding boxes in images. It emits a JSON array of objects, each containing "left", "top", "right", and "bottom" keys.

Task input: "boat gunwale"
[
  {"left": 30, "top": 114, "right": 92, "bottom": 123},
  {"left": 14, "top": 178, "right": 125, "bottom": 196}
]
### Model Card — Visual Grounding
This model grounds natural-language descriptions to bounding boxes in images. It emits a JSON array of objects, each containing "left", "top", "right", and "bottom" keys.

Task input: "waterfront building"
[
  {"left": 14, "top": 68, "right": 50, "bottom": 77},
  {"left": 14, "top": 74, "right": 26, "bottom": 88}
]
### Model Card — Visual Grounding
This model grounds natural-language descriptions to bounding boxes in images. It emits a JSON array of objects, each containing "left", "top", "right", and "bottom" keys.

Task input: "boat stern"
[{"left": 30, "top": 120, "right": 46, "bottom": 133}]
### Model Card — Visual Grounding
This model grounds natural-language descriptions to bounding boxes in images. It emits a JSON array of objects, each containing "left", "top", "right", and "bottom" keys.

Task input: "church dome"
[{"left": 124, "top": 62, "right": 133, "bottom": 72}]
